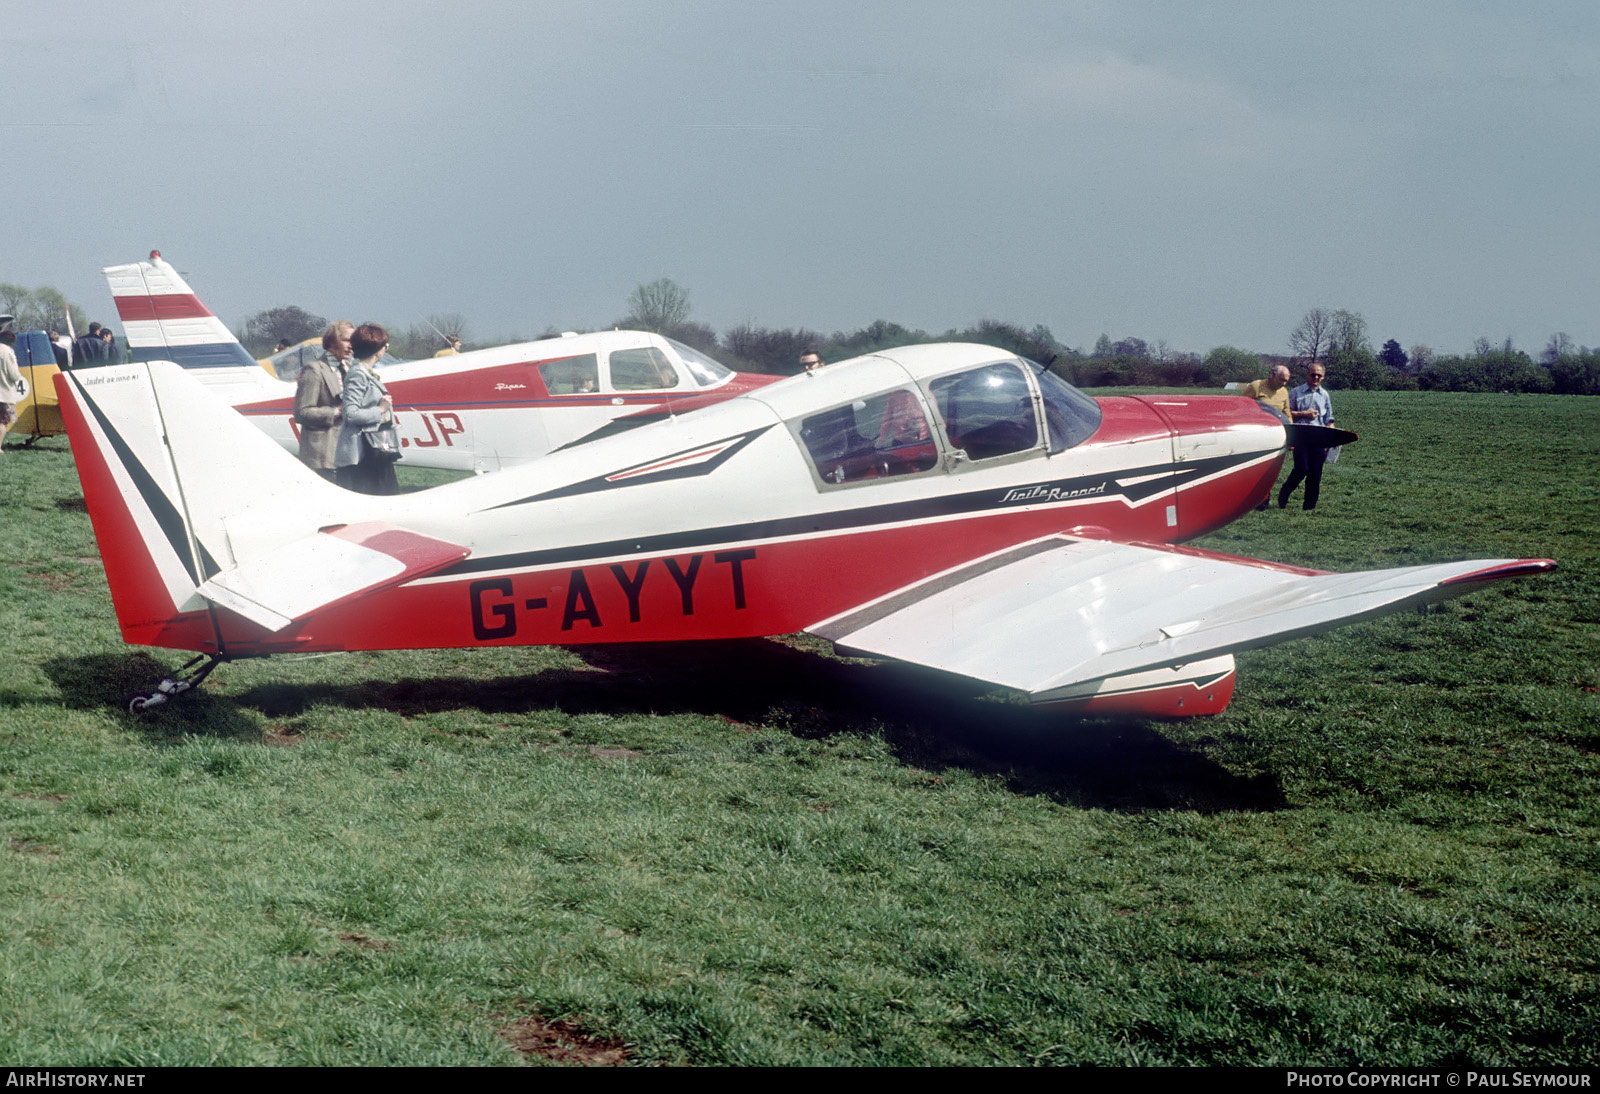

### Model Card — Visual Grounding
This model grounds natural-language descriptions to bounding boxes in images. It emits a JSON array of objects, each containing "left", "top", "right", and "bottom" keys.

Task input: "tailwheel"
[
  {"left": 126, "top": 690, "right": 161, "bottom": 713},
  {"left": 124, "top": 654, "right": 227, "bottom": 714}
]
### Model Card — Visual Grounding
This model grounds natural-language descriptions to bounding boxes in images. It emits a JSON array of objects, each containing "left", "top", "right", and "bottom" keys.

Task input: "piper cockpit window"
[
  {"left": 928, "top": 361, "right": 1038, "bottom": 460},
  {"left": 538, "top": 353, "right": 599, "bottom": 394},
  {"left": 610, "top": 347, "right": 681, "bottom": 391},
  {"left": 799, "top": 388, "right": 939, "bottom": 486}
]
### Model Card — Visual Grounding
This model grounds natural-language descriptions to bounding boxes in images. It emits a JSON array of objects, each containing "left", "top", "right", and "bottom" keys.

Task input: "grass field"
[{"left": 1, "top": 389, "right": 1596, "bottom": 1065}]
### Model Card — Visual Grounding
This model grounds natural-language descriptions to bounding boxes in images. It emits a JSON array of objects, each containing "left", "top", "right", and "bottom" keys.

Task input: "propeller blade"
[{"left": 1286, "top": 423, "right": 1358, "bottom": 449}]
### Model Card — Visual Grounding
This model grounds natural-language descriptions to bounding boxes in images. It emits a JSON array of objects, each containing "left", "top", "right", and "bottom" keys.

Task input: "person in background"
[
  {"left": 433, "top": 335, "right": 462, "bottom": 357},
  {"left": 334, "top": 323, "right": 399, "bottom": 495},
  {"left": 50, "top": 329, "right": 71, "bottom": 369},
  {"left": 1278, "top": 363, "right": 1334, "bottom": 511},
  {"left": 799, "top": 350, "right": 824, "bottom": 373},
  {"left": 1244, "top": 363, "right": 1291, "bottom": 420},
  {"left": 294, "top": 321, "right": 353, "bottom": 482},
  {"left": 0, "top": 320, "right": 25, "bottom": 451},
  {"left": 74, "top": 323, "right": 105, "bottom": 365}
]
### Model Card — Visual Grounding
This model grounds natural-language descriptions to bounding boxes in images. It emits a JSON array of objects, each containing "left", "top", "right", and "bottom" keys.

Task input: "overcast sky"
[{"left": 9, "top": 1, "right": 1596, "bottom": 358}]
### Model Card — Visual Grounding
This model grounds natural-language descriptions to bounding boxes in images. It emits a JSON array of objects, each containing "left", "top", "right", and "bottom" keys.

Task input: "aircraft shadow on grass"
[{"left": 43, "top": 642, "right": 1286, "bottom": 814}]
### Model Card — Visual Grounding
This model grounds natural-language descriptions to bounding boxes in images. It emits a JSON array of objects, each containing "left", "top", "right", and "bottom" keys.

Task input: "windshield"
[
  {"left": 665, "top": 337, "right": 734, "bottom": 387},
  {"left": 1028, "top": 360, "right": 1103, "bottom": 452},
  {"left": 265, "top": 341, "right": 317, "bottom": 383},
  {"left": 273, "top": 342, "right": 407, "bottom": 383}
]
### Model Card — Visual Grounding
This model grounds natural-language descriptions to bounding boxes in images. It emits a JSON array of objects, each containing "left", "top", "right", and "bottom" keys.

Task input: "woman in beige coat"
[{"left": 294, "top": 321, "right": 353, "bottom": 481}]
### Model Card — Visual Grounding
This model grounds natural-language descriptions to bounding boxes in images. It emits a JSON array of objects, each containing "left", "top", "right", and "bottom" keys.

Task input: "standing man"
[
  {"left": 1243, "top": 363, "right": 1292, "bottom": 420},
  {"left": 798, "top": 350, "right": 824, "bottom": 373},
  {"left": 1244, "top": 363, "right": 1292, "bottom": 508},
  {"left": 433, "top": 335, "right": 462, "bottom": 357},
  {"left": 75, "top": 323, "right": 106, "bottom": 365},
  {"left": 1278, "top": 363, "right": 1334, "bottom": 510},
  {"left": 0, "top": 317, "right": 25, "bottom": 451}
]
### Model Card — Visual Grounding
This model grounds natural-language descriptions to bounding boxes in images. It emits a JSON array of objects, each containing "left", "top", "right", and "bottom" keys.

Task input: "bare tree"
[
  {"left": 1329, "top": 309, "right": 1370, "bottom": 356},
  {"left": 1289, "top": 307, "right": 1333, "bottom": 364},
  {"left": 1541, "top": 332, "right": 1574, "bottom": 364},
  {"left": 1408, "top": 344, "right": 1434, "bottom": 372},
  {"left": 423, "top": 312, "right": 470, "bottom": 348},
  {"left": 626, "top": 278, "right": 692, "bottom": 332}
]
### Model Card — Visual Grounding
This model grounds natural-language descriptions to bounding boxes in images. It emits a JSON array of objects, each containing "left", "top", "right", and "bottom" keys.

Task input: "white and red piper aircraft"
[
  {"left": 55, "top": 344, "right": 1553, "bottom": 715},
  {"left": 104, "top": 252, "right": 778, "bottom": 473}
]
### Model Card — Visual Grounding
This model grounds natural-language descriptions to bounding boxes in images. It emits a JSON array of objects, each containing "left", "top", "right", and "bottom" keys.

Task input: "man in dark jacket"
[{"left": 74, "top": 323, "right": 106, "bottom": 365}]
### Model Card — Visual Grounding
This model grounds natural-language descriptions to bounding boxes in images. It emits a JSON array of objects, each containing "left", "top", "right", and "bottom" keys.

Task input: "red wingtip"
[{"left": 1439, "top": 559, "right": 1558, "bottom": 586}]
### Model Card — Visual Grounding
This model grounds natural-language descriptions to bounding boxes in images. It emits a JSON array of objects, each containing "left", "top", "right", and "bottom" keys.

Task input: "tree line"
[
  {"left": 610, "top": 283, "right": 1600, "bottom": 396},
  {"left": 0, "top": 283, "right": 87, "bottom": 335},
  {"left": 6, "top": 273, "right": 1595, "bottom": 395}
]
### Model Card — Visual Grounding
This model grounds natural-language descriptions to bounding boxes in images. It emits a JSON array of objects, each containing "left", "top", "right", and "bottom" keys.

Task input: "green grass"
[{"left": 0, "top": 390, "right": 1596, "bottom": 1065}]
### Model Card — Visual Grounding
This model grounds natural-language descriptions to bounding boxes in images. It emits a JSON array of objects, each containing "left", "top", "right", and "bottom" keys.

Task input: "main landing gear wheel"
[{"left": 123, "top": 654, "right": 227, "bottom": 714}]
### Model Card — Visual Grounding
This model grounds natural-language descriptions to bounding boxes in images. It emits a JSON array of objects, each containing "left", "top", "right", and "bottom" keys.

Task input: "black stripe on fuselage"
[
  {"left": 485, "top": 426, "right": 775, "bottom": 507},
  {"left": 441, "top": 449, "right": 1266, "bottom": 577}
]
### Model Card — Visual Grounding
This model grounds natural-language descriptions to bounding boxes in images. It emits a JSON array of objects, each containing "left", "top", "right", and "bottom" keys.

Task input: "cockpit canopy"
[
  {"left": 793, "top": 356, "right": 1101, "bottom": 488},
  {"left": 537, "top": 338, "right": 735, "bottom": 395}
]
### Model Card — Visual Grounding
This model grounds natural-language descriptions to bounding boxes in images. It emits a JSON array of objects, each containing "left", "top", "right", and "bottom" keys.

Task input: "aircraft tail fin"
[
  {"left": 55, "top": 361, "right": 353, "bottom": 651},
  {"left": 104, "top": 251, "right": 262, "bottom": 371},
  {"left": 57, "top": 360, "right": 467, "bottom": 652}
]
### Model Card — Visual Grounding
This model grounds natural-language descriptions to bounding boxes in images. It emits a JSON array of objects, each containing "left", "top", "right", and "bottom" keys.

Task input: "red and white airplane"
[
  {"left": 55, "top": 344, "right": 1553, "bottom": 715},
  {"left": 104, "top": 252, "right": 778, "bottom": 473}
]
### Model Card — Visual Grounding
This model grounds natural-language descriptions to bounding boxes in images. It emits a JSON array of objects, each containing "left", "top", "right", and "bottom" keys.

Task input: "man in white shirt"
[{"left": 1278, "top": 363, "right": 1335, "bottom": 510}]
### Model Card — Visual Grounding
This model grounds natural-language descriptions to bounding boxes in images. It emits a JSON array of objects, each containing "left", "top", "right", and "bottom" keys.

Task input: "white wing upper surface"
[{"left": 807, "top": 536, "right": 1554, "bottom": 704}]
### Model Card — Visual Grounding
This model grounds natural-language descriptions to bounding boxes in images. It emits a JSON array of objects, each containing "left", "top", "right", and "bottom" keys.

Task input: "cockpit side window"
[
  {"left": 798, "top": 387, "right": 939, "bottom": 486},
  {"left": 537, "top": 353, "right": 599, "bottom": 395},
  {"left": 610, "top": 347, "right": 680, "bottom": 391},
  {"left": 928, "top": 361, "right": 1038, "bottom": 461}
]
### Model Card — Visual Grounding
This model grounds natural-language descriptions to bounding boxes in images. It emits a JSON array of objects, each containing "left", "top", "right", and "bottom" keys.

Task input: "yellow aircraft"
[{"left": 8, "top": 328, "right": 66, "bottom": 444}]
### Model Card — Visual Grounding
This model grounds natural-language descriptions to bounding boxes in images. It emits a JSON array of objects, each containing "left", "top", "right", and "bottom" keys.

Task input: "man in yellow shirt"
[{"left": 1243, "top": 364, "right": 1291, "bottom": 420}]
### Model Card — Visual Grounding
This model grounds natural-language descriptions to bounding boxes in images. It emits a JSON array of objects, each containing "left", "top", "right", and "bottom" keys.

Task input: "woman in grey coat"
[{"left": 334, "top": 323, "right": 399, "bottom": 495}]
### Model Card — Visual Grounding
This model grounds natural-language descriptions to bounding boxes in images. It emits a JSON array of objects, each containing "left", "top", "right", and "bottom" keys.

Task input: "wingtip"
[{"left": 1438, "top": 559, "right": 1558, "bottom": 586}]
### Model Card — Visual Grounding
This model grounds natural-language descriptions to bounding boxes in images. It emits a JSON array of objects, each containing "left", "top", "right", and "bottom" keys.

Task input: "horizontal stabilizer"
[
  {"left": 197, "top": 522, "right": 470, "bottom": 632},
  {"left": 808, "top": 536, "right": 1554, "bottom": 704}
]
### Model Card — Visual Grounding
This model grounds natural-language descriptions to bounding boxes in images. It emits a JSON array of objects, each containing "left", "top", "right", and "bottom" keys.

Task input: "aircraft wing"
[
  {"left": 197, "top": 522, "right": 469, "bottom": 633},
  {"left": 807, "top": 536, "right": 1554, "bottom": 705}
]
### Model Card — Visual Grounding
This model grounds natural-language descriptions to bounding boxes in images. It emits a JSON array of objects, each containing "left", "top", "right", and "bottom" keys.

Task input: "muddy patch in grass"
[
  {"left": 262, "top": 724, "right": 307, "bottom": 747},
  {"left": 498, "top": 1013, "right": 633, "bottom": 1066}
]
